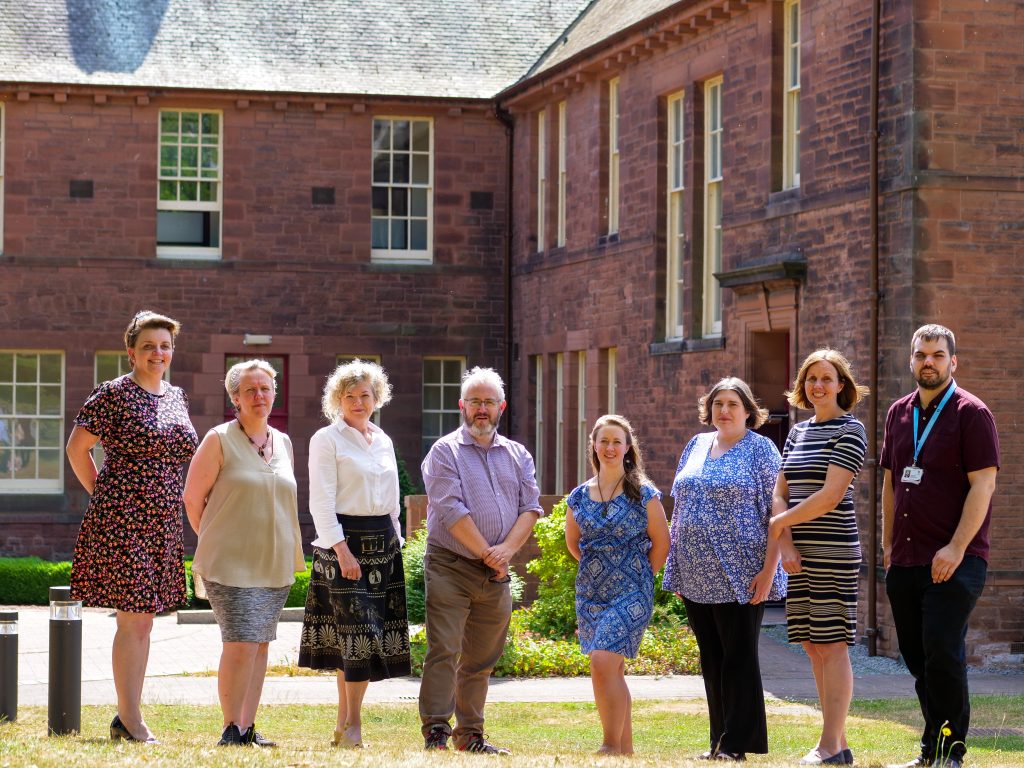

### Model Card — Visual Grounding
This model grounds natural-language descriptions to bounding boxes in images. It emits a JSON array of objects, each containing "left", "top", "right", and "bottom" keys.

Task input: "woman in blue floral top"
[
  {"left": 566, "top": 414, "right": 669, "bottom": 756},
  {"left": 663, "top": 377, "right": 785, "bottom": 761}
]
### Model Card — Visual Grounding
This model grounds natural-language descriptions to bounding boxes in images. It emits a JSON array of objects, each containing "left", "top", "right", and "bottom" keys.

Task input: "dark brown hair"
[
  {"left": 697, "top": 377, "right": 769, "bottom": 429},
  {"left": 912, "top": 324, "right": 956, "bottom": 356}
]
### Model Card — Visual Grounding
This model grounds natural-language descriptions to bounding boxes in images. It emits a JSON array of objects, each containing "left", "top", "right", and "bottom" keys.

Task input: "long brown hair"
[{"left": 588, "top": 414, "right": 650, "bottom": 502}]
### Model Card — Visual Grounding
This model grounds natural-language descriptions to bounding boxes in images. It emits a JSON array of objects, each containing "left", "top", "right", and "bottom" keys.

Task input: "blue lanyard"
[{"left": 911, "top": 381, "right": 957, "bottom": 466}]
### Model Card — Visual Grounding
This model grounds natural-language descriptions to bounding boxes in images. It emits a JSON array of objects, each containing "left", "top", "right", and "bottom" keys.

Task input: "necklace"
[
  {"left": 596, "top": 472, "right": 624, "bottom": 513},
  {"left": 237, "top": 419, "right": 271, "bottom": 459}
]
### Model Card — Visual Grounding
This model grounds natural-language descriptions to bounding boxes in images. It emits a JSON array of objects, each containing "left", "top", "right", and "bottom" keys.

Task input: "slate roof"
[
  {"left": 524, "top": 0, "right": 682, "bottom": 80},
  {"left": 0, "top": 0, "right": 594, "bottom": 100}
]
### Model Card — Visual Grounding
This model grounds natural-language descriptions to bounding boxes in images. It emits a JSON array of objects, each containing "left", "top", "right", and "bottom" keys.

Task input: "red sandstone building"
[{"left": 1, "top": 0, "right": 1021, "bottom": 664}]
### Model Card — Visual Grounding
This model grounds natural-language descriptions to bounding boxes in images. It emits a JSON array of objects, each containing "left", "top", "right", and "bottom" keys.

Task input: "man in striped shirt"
[{"left": 418, "top": 366, "right": 543, "bottom": 755}]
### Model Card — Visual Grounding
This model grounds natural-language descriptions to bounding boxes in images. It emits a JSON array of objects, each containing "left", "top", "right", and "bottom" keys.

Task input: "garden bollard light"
[
  {"left": 48, "top": 586, "right": 81, "bottom": 736},
  {"left": 0, "top": 611, "right": 16, "bottom": 723}
]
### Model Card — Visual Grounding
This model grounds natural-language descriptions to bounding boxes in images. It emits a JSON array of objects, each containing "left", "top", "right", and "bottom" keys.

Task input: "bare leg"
[
  {"left": 801, "top": 641, "right": 826, "bottom": 760},
  {"left": 217, "top": 642, "right": 259, "bottom": 728},
  {"left": 590, "top": 650, "right": 632, "bottom": 755},
  {"left": 335, "top": 671, "right": 369, "bottom": 745},
  {"left": 817, "top": 643, "right": 853, "bottom": 756},
  {"left": 112, "top": 611, "right": 156, "bottom": 740},
  {"left": 238, "top": 642, "right": 270, "bottom": 730}
]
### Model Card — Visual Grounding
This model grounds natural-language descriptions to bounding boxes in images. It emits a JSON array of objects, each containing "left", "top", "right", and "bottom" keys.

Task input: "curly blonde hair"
[{"left": 321, "top": 359, "right": 392, "bottom": 422}]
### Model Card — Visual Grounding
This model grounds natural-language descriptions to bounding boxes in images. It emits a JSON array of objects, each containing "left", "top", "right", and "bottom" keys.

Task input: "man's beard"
[
  {"left": 465, "top": 412, "right": 498, "bottom": 438},
  {"left": 915, "top": 366, "right": 950, "bottom": 391}
]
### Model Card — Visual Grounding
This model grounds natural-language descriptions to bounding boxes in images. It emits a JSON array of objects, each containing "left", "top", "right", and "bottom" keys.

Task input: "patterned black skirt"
[{"left": 298, "top": 514, "right": 412, "bottom": 681}]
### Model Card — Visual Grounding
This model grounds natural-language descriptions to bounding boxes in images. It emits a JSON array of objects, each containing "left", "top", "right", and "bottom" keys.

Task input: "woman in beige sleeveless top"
[{"left": 184, "top": 359, "right": 305, "bottom": 748}]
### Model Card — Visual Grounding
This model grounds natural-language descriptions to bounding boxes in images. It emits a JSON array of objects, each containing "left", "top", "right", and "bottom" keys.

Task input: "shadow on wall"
[{"left": 66, "top": 0, "right": 170, "bottom": 73}]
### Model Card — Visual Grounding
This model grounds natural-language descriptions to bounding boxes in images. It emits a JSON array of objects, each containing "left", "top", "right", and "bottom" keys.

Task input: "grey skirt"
[{"left": 204, "top": 579, "right": 291, "bottom": 643}]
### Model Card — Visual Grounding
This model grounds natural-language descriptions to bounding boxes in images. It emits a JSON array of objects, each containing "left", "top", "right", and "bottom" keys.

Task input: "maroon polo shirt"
[{"left": 880, "top": 381, "right": 1000, "bottom": 566}]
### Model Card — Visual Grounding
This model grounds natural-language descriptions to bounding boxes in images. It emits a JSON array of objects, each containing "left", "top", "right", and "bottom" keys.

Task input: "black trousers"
[
  {"left": 885, "top": 555, "right": 987, "bottom": 761},
  {"left": 683, "top": 598, "right": 768, "bottom": 754}
]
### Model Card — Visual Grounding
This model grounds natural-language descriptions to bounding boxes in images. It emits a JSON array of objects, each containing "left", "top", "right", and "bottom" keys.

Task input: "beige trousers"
[{"left": 418, "top": 544, "right": 512, "bottom": 746}]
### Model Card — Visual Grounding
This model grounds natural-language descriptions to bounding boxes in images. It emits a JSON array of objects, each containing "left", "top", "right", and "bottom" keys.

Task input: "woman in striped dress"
[{"left": 769, "top": 349, "right": 869, "bottom": 766}]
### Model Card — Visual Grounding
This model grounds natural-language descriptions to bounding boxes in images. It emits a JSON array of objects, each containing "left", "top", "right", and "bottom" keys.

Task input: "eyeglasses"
[{"left": 465, "top": 398, "right": 501, "bottom": 409}]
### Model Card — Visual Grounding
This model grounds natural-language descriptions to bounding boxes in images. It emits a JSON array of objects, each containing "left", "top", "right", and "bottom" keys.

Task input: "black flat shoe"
[
  {"left": 218, "top": 723, "right": 247, "bottom": 747},
  {"left": 244, "top": 724, "right": 277, "bottom": 747},
  {"left": 110, "top": 714, "right": 157, "bottom": 744}
]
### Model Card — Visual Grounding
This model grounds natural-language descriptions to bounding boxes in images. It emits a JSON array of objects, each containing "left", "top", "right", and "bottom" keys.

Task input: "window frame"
[
  {"left": 666, "top": 90, "right": 686, "bottom": 341},
  {"left": 156, "top": 109, "right": 224, "bottom": 260},
  {"left": 536, "top": 109, "right": 546, "bottom": 252},
  {"left": 702, "top": 78, "right": 724, "bottom": 338},
  {"left": 421, "top": 356, "right": 465, "bottom": 456},
  {"left": 606, "top": 347, "right": 617, "bottom": 414},
  {"left": 0, "top": 351, "right": 64, "bottom": 494},
  {"left": 554, "top": 352, "right": 565, "bottom": 495},
  {"left": 371, "top": 116, "right": 434, "bottom": 264},
  {"left": 576, "top": 350, "right": 587, "bottom": 485},
  {"left": 557, "top": 101, "right": 567, "bottom": 248},
  {"left": 533, "top": 354, "right": 544, "bottom": 492},
  {"left": 783, "top": 0, "right": 802, "bottom": 189},
  {"left": 607, "top": 78, "right": 620, "bottom": 235}
]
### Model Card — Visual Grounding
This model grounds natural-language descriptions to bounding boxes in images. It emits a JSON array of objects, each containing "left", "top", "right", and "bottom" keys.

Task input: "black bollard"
[
  {"left": 0, "top": 611, "right": 16, "bottom": 723},
  {"left": 48, "top": 587, "right": 81, "bottom": 736}
]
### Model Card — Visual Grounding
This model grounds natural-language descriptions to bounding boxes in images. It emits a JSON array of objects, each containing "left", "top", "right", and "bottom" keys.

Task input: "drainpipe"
[
  {"left": 496, "top": 106, "right": 515, "bottom": 435},
  {"left": 866, "top": 0, "right": 882, "bottom": 656}
]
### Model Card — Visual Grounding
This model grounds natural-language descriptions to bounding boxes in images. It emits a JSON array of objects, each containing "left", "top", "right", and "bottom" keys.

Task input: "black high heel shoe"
[{"left": 110, "top": 714, "right": 158, "bottom": 744}]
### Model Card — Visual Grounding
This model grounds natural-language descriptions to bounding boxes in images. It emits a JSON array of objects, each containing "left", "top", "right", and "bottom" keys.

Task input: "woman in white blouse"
[{"left": 297, "top": 360, "right": 411, "bottom": 748}]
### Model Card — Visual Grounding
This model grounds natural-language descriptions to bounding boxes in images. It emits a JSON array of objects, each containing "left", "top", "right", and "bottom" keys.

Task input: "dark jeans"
[
  {"left": 885, "top": 555, "right": 987, "bottom": 761},
  {"left": 683, "top": 598, "right": 768, "bottom": 755}
]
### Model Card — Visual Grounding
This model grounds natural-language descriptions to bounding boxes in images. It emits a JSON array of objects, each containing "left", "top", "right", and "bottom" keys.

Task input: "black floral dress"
[{"left": 70, "top": 375, "right": 198, "bottom": 613}]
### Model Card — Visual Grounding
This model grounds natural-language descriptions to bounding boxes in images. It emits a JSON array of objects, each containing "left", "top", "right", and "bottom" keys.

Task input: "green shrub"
[
  {"left": 522, "top": 498, "right": 579, "bottom": 640},
  {"left": 403, "top": 526, "right": 428, "bottom": 623},
  {"left": 407, "top": 608, "right": 700, "bottom": 678},
  {"left": 0, "top": 557, "right": 73, "bottom": 604},
  {"left": 285, "top": 569, "right": 310, "bottom": 608}
]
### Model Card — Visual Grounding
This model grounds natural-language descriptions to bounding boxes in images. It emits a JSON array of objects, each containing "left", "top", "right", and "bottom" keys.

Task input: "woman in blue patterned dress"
[
  {"left": 565, "top": 414, "right": 670, "bottom": 755},
  {"left": 663, "top": 377, "right": 786, "bottom": 761},
  {"left": 769, "top": 349, "right": 869, "bottom": 766}
]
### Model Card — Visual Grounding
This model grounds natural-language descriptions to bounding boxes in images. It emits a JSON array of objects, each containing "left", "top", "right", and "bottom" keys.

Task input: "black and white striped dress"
[{"left": 781, "top": 413, "right": 866, "bottom": 646}]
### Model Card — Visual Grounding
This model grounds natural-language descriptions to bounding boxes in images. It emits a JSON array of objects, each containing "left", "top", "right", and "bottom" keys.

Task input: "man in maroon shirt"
[{"left": 881, "top": 324, "right": 999, "bottom": 768}]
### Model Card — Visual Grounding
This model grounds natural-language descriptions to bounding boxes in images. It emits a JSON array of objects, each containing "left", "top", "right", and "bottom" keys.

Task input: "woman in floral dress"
[
  {"left": 663, "top": 377, "right": 785, "bottom": 761},
  {"left": 66, "top": 310, "right": 198, "bottom": 743},
  {"left": 565, "top": 414, "right": 669, "bottom": 755}
]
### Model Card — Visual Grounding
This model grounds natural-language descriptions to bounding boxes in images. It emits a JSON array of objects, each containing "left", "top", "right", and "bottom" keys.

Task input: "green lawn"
[{"left": 1, "top": 698, "right": 1021, "bottom": 767}]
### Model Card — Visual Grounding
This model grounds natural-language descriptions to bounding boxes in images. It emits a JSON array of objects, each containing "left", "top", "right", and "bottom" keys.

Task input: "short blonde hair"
[
  {"left": 786, "top": 348, "right": 870, "bottom": 411},
  {"left": 124, "top": 310, "right": 180, "bottom": 349},
  {"left": 225, "top": 359, "right": 277, "bottom": 400},
  {"left": 322, "top": 359, "right": 392, "bottom": 422}
]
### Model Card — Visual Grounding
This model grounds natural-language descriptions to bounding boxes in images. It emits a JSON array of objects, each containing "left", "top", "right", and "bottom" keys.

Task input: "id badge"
[{"left": 901, "top": 466, "right": 923, "bottom": 485}]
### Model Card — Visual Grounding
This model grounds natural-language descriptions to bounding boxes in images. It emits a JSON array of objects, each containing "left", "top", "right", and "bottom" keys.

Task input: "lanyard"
[{"left": 911, "top": 381, "right": 956, "bottom": 466}]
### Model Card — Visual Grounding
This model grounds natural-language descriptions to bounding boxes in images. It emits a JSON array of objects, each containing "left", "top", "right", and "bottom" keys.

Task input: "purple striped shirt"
[{"left": 421, "top": 425, "right": 543, "bottom": 558}]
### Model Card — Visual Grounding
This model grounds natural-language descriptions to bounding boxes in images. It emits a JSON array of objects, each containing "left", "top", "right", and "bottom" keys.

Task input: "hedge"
[{"left": 0, "top": 556, "right": 311, "bottom": 608}]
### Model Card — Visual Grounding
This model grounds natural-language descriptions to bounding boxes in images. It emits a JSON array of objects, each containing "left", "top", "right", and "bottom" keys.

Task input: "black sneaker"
[
  {"left": 217, "top": 723, "right": 246, "bottom": 746},
  {"left": 243, "top": 725, "right": 277, "bottom": 747},
  {"left": 424, "top": 725, "right": 450, "bottom": 750},
  {"left": 459, "top": 734, "right": 511, "bottom": 755}
]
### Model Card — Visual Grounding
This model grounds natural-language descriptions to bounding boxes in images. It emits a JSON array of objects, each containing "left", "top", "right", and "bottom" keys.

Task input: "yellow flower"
[{"left": 941, "top": 727, "right": 952, "bottom": 737}]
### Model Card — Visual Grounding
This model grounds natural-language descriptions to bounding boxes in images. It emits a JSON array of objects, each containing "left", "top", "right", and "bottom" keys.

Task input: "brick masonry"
[
  {"left": 1, "top": 0, "right": 1021, "bottom": 665},
  {"left": 502, "top": 0, "right": 1024, "bottom": 664}
]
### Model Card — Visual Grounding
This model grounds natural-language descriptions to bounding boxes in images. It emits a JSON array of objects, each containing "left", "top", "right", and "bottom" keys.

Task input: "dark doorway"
[{"left": 750, "top": 331, "right": 790, "bottom": 453}]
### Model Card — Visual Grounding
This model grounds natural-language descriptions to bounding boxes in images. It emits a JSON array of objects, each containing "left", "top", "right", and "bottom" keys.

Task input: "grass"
[{"left": 0, "top": 699, "right": 1022, "bottom": 767}]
